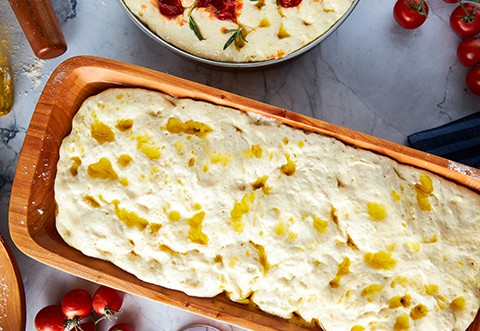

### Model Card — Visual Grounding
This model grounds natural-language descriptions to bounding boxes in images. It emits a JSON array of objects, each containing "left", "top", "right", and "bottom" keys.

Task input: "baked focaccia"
[
  {"left": 55, "top": 88, "right": 480, "bottom": 330},
  {"left": 122, "top": 0, "right": 354, "bottom": 62}
]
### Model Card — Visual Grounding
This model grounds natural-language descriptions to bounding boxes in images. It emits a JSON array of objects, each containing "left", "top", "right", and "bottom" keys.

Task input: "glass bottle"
[{"left": 0, "top": 39, "right": 13, "bottom": 116}]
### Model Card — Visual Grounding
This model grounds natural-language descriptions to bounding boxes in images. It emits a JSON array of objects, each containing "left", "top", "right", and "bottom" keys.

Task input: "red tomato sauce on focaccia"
[
  {"left": 198, "top": 0, "right": 238, "bottom": 21},
  {"left": 158, "top": 0, "right": 185, "bottom": 16},
  {"left": 157, "top": 0, "right": 302, "bottom": 20},
  {"left": 278, "top": 0, "right": 302, "bottom": 7}
]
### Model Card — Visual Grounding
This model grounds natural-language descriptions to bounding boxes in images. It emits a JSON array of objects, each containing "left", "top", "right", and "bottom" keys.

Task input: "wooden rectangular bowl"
[
  {"left": 0, "top": 233, "right": 26, "bottom": 331},
  {"left": 9, "top": 56, "right": 480, "bottom": 331}
]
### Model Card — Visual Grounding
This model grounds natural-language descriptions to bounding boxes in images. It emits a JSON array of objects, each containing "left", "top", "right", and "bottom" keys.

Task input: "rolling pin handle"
[{"left": 8, "top": 0, "right": 67, "bottom": 59}]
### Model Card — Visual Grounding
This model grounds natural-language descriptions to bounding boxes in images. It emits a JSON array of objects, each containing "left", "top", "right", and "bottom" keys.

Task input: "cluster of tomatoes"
[
  {"left": 34, "top": 286, "right": 134, "bottom": 331},
  {"left": 393, "top": 0, "right": 480, "bottom": 95}
]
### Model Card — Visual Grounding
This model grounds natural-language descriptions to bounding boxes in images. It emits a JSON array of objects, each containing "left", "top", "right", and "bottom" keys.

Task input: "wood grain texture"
[
  {"left": 0, "top": 233, "right": 26, "bottom": 331},
  {"left": 8, "top": 56, "right": 480, "bottom": 331}
]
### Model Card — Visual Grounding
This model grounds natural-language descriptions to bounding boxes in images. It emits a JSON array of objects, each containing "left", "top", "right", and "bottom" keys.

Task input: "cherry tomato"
[
  {"left": 457, "top": 37, "right": 480, "bottom": 67},
  {"left": 77, "top": 321, "right": 96, "bottom": 331},
  {"left": 466, "top": 66, "right": 480, "bottom": 95},
  {"left": 35, "top": 305, "right": 66, "bottom": 331},
  {"left": 61, "top": 288, "right": 92, "bottom": 319},
  {"left": 92, "top": 286, "right": 124, "bottom": 317},
  {"left": 393, "top": 0, "right": 429, "bottom": 29},
  {"left": 443, "top": 0, "right": 458, "bottom": 3},
  {"left": 450, "top": 3, "right": 480, "bottom": 37},
  {"left": 108, "top": 323, "right": 135, "bottom": 331}
]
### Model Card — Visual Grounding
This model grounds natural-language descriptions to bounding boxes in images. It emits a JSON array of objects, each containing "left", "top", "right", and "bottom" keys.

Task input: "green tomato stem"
[
  {"left": 458, "top": 2, "right": 477, "bottom": 23},
  {"left": 404, "top": 0, "right": 427, "bottom": 16}
]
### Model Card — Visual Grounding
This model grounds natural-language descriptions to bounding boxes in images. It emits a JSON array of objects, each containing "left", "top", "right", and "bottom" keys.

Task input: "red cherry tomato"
[
  {"left": 61, "top": 288, "right": 92, "bottom": 319},
  {"left": 450, "top": 3, "right": 480, "bottom": 37},
  {"left": 108, "top": 323, "right": 135, "bottom": 331},
  {"left": 457, "top": 37, "right": 480, "bottom": 67},
  {"left": 77, "top": 321, "right": 96, "bottom": 331},
  {"left": 443, "top": 0, "right": 458, "bottom": 3},
  {"left": 393, "top": 0, "right": 429, "bottom": 29},
  {"left": 466, "top": 66, "right": 480, "bottom": 96},
  {"left": 35, "top": 305, "right": 66, "bottom": 331},
  {"left": 92, "top": 286, "right": 124, "bottom": 317}
]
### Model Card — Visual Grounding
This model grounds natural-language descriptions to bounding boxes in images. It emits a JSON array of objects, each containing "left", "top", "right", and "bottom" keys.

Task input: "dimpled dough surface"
[
  {"left": 55, "top": 88, "right": 480, "bottom": 331},
  {"left": 122, "top": 0, "right": 354, "bottom": 62}
]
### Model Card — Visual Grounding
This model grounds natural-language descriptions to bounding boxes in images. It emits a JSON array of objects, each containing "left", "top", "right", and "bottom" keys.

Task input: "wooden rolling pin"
[{"left": 8, "top": 0, "right": 67, "bottom": 59}]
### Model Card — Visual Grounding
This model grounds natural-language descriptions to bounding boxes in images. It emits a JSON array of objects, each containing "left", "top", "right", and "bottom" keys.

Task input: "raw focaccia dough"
[
  {"left": 122, "top": 0, "right": 354, "bottom": 62},
  {"left": 55, "top": 88, "right": 480, "bottom": 331}
]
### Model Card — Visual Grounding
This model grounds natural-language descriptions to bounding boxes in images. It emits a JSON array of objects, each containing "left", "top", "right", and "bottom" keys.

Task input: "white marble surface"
[{"left": 0, "top": 0, "right": 478, "bottom": 330}]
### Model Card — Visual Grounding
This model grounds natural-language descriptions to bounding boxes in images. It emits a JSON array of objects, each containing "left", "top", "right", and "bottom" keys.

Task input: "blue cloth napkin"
[{"left": 407, "top": 112, "right": 480, "bottom": 169}]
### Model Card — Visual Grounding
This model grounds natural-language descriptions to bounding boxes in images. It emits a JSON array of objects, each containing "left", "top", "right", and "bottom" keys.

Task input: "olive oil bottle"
[{"left": 0, "top": 39, "right": 13, "bottom": 116}]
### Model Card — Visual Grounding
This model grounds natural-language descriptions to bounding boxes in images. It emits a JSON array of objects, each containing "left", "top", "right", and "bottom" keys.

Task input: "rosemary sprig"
[
  {"left": 188, "top": 1, "right": 204, "bottom": 41},
  {"left": 223, "top": 27, "right": 247, "bottom": 50}
]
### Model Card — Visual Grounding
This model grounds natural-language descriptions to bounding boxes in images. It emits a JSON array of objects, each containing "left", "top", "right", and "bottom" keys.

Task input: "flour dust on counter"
[{"left": 55, "top": 88, "right": 480, "bottom": 331}]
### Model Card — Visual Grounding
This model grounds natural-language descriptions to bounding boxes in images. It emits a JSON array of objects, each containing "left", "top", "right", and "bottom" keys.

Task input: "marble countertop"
[{"left": 0, "top": 0, "right": 478, "bottom": 330}]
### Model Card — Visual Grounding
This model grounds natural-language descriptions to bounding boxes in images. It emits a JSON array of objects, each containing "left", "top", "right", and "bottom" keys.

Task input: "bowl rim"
[{"left": 116, "top": 0, "right": 360, "bottom": 68}]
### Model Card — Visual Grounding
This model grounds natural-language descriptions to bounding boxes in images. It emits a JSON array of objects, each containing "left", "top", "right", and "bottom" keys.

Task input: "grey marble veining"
[{"left": 0, "top": 0, "right": 479, "bottom": 330}]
